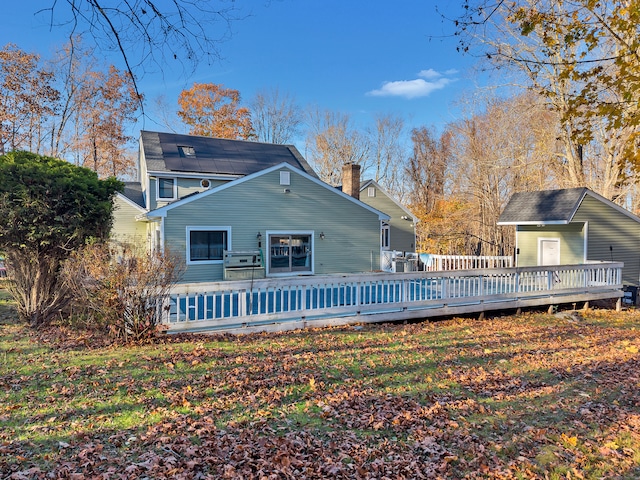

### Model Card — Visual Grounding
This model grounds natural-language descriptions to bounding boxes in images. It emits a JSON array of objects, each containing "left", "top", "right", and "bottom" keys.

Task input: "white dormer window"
[
  {"left": 368, "top": 187, "right": 376, "bottom": 197},
  {"left": 178, "top": 145, "right": 196, "bottom": 157},
  {"left": 157, "top": 177, "right": 176, "bottom": 200}
]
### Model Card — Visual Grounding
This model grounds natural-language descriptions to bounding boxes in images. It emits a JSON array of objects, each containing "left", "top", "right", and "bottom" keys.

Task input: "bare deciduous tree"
[
  {"left": 305, "top": 107, "right": 369, "bottom": 186},
  {"left": 250, "top": 88, "right": 303, "bottom": 145},
  {"left": 367, "top": 113, "right": 407, "bottom": 201},
  {"left": 37, "top": 1, "right": 243, "bottom": 102},
  {"left": 148, "top": 94, "right": 183, "bottom": 134},
  {"left": 406, "top": 126, "right": 451, "bottom": 215},
  {"left": 453, "top": 0, "right": 640, "bottom": 188},
  {"left": 451, "top": 93, "right": 558, "bottom": 256}
]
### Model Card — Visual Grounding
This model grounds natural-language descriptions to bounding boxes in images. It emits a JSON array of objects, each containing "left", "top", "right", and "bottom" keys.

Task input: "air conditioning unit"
[{"left": 223, "top": 250, "right": 265, "bottom": 280}]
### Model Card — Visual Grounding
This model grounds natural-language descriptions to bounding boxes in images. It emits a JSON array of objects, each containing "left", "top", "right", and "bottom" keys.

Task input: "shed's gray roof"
[
  {"left": 140, "top": 130, "right": 317, "bottom": 178},
  {"left": 498, "top": 186, "right": 640, "bottom": 226},
  {"left": 121, "top": 182, "right": 145, "bottom": 208},
  {"left": 498, "top": 187, "right": 588, "bottom": 225}
]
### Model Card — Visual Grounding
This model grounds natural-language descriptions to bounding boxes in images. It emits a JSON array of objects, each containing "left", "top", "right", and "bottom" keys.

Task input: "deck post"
[
  {"left": 616, "top": 297, "right": 622, "bottom": 312},
  {"left": 239, "top": 290, "right": 246, "bottom": 317}
]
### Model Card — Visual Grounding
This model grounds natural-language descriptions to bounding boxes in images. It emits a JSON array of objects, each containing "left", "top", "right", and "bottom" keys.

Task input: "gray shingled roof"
[
  {"left": 497, "top": 187, "right": 588, "bottom": 225},
  {"left": 121, "top": 182, "right": 145, "bottom": 208},
  {"left": 140, "top": 130, "right": 317, "bottom": 178}
]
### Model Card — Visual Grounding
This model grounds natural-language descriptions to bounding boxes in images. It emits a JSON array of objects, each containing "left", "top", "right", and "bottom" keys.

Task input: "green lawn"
[{"left": 1, "top": 293, "right": 640, "bottom": 479}]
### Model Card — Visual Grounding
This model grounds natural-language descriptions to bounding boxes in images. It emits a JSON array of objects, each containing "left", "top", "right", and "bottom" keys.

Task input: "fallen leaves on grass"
[{"left": 1, "top": 309, "right": 640, "bottom": 478}]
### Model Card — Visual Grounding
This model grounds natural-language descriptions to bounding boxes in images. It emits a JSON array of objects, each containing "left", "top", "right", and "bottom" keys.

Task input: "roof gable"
[
  {"left": 140, "top": 130, "right": 317, "bottom": 178},
  {"left": 143, "top": 163, "right": 390, "bottom": 221},
  {"left": 498, "top": 187, "right": 640, "bottom": 225},
  {"left": 118, "top": 182, "right": 146, "bottom": 210},
  {"left": 360, "top": 179, "right": 417, "bottom": 221}
]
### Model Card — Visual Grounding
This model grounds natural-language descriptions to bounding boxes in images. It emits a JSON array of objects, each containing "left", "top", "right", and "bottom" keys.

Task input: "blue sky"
[{"left": 3, "top": 1, "right": 482, "bottom": 138}]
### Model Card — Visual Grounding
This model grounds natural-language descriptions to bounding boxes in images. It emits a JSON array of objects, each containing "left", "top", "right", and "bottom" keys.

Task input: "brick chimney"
[{"left": 342, "top": 163, "right": 361, "bottom": 200}]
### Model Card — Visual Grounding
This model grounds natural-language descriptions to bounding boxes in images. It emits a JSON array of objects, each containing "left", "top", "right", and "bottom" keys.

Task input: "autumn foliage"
[
  {"left": 0, "top": 44, "right": 58, "bottom": 155},
  {"left": 177, "top": 83, "right": 254, "bottom": 140},
  {"left": 411, "top": 198, "right": 472, "bottom": 254},
  {"left": 0, "top": 43, "right": 140, "bottom": 178}
]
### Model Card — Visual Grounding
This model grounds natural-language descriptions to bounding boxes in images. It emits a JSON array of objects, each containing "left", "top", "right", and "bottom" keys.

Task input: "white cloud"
[
  {"left": 417, "top": 69, "right": 442, "bottom": 80},
  {"left": 367, "top": 69, "right": 457, "bottom": 99}
]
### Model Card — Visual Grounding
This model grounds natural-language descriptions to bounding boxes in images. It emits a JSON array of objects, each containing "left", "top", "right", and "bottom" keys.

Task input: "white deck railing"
[
  {"left": 420, "top": 253, "right": 514, "bottom": 271},
  {"left": 164, "top": 262, "right": 623, "bottom": 333}
]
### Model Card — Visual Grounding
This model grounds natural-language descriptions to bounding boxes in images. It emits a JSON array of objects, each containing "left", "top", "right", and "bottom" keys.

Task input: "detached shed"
[{"left": 498, "top": 187, "right": 640, "bottom": 286}]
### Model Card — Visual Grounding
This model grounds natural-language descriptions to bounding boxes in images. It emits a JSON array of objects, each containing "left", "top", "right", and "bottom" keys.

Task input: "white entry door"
[{"left": 539, "top": 238, "right": 560, "bottom": 266}]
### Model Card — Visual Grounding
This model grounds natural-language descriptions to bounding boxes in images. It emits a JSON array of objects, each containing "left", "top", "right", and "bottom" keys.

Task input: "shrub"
[
  {"left": 65, "top": 242, "right": 184, "bottom": 343},
  {"left": 0, "top": 151, "right": 121, "bottom": 327}
]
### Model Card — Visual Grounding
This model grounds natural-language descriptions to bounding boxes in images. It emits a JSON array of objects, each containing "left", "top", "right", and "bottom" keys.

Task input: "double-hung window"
[
  {"left": 187, "top": 227, "right": 230, "bottom": 264},
  {"left": 157, "top": 177, "right": 176, "bottom": 200}
]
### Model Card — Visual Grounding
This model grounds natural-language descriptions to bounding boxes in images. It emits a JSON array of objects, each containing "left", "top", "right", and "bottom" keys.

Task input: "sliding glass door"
[{"left": 269, "top": 233, "right": 312, "bottom": 273}]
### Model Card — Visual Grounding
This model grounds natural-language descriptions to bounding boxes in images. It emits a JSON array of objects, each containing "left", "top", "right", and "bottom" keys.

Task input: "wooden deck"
[{"left": 164, "top": 262, "right": 624, "bottom": 334}]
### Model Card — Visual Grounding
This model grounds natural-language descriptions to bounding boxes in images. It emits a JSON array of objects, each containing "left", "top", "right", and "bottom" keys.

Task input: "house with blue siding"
[{"left": 112, "top": 131, "right": 390, "bottom": 282}]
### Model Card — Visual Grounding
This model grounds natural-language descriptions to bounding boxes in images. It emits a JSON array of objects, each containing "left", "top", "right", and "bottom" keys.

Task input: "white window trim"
[
  {"left": 537, "top": 237, "right": 561, "bottom": 266},
  {"left": 368, "top": 186, "right": 376, "bottom": 197},
  {"left": 280, "top": 171, "right": 291, "bottom": 186},
  {"left": 582, "top": 221, "right": 588, "bottom": 263},
  {"left": 156, "top": 177, "right": 177, "bottom": 201},
  {"left": 266, "top": 230, "right": 314, "bottom": 276},
  {"left": 381, "top": 222, "right": 390, "bottom": 250},
  {"left": 186, "top": 226, "right": 231, "bottom": 265}
]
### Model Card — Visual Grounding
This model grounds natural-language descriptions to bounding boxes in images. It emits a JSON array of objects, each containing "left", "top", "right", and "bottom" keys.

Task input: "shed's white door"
[{"left": 539, "top": 239, "right": 560, "bottom": 266}]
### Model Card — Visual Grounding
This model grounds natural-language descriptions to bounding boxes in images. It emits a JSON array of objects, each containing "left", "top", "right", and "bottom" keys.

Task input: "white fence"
[
  {"left": 381, "top": 252, "right": 514, "bottom": 273},
  {"left": 420, "top": 253, "right": 514, "bottom": 271},
  {"left": 164, "top": 262, "right": 623, "bottom": 334}
]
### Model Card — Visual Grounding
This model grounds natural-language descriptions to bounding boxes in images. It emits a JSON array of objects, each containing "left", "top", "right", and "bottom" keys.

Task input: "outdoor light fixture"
[
  {"left": 257, "top": 232, "right": 262, "bottom": 248},
  {"left": 320, "top": 232, "right": 325, "bottom": 240}
]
